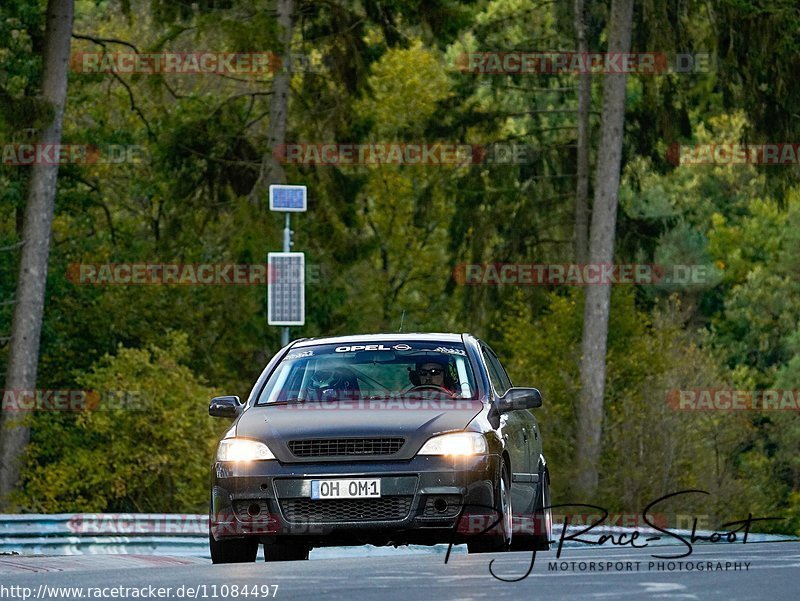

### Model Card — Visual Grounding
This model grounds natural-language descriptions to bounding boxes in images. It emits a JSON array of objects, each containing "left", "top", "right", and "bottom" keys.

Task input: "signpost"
[{"left": 268, "top": 185, "right": 307, "bottom": 346}]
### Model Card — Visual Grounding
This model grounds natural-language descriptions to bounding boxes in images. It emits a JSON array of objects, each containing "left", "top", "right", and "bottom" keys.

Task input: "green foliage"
[
  {"left": 498, "top": 288, "right": 796, "bottom": 528},
  {"left": 615, "top": 110, "right": 800, "bottom": 532},
  {"left": 355, "top": 41, "right": 452, "bottom": 137},
  {"left": 15, "top": 333, "right": 222, "bottom": 512}
]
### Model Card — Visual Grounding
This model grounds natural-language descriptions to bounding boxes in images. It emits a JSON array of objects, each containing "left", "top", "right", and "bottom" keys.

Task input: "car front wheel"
[
  {"left": 264, "top": 541, "right": 310, "bottom": 561},
  {"left": 209, "top": 530, "right": 259, "bottom": 564},
  {"left": 467, "top": 461, "right": 512, "bottom": 553}
]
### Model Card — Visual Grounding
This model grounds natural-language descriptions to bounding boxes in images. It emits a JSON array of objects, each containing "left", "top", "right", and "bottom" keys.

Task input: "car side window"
[
  {"left": 491, "top": 352, "right": 514, "bottom": 391},
  {"left": 481, "top": 345, "right": 511, "bottom": 396}
]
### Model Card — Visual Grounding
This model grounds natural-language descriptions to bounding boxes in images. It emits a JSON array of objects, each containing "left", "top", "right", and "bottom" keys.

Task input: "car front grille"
[
  {"left": 288, "top": 437, "right": 405, "bottom": 458},
  {"left": 280, "top": 496, "right": 413, "bottom": 523}
]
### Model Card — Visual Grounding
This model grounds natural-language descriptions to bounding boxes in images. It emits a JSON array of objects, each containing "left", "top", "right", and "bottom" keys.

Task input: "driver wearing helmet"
[{"left": 409, "top": 360, "right": 458, "bottom": 394}]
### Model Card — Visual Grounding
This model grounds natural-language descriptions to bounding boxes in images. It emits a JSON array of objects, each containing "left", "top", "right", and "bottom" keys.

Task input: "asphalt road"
[{"left": 1, "top": 541, "right": 798, "bottom": 601}]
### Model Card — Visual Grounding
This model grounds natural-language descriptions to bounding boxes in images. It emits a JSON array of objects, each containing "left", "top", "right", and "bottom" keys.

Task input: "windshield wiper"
[{"left": 258, "top": 397, "right": 305, "bottom": 406}]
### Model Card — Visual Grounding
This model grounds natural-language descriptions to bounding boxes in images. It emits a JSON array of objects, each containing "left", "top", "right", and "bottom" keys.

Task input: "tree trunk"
[
  {"left": 0, "top": 0, "right": 74, "bottom": 508},
  {"left": 574, "top": 0, "right": 591, "bottom": 264},
  {"left": 575, "top": 0, "right": 634, "bottom": 497},
  {"left": 249, "top": 0, "right": 294, "bottom": 205}
]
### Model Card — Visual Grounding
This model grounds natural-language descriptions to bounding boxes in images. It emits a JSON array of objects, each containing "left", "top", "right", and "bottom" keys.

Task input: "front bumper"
[{"left": 210, "top": 454, "right": 501, "bottom": 547}]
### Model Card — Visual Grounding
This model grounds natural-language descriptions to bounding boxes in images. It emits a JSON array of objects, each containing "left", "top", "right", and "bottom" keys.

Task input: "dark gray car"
[{"left": 208, "top": 333, "right": 552, "bottom": 562}]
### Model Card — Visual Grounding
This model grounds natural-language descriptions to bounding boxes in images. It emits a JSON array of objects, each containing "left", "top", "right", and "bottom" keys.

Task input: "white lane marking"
[
  {"left": 639, "top": 582, "right": 698, "bottom": 598},
  {"left": 641, "top": 583, "right": 686, "bottom": 592}
]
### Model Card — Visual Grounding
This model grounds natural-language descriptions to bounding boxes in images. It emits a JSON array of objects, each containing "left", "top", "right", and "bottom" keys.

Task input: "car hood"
[{"left": 233, "top": 399, "right": 485, "bottom": 462}]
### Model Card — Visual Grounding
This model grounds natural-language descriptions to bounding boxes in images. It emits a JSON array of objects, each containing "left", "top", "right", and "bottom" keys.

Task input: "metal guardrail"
[
  {"left": 1, "top": 513, "right": 791, "bottom": 558},
  {"left": 0, "top": 514, "right": 209, "bottom": 557}
]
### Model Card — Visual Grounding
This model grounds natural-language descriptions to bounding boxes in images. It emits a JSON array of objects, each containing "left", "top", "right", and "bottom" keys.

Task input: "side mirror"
[
  {"left": 209, "top": 395, "right": 243, "bottom": 418},
  {"left": 498, "top": 387, "right": 542, "bottom": 413}
]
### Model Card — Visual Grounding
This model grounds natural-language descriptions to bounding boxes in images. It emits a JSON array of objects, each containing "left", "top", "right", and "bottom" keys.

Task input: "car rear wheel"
[
  {"left": 532, "top": 473, "right": 552, "bottom": 551},
  {"left": 209, "top": 530, "right": 259, "bottom": 564},
  {"left": 467, "top": 461, "right": 512, "bottom": 553},
  {"left": 263, "top": 541, "right": 310, "bottom": 561},
  {"left": 510, "top": 470, "right": 552, "bottom": 551}
]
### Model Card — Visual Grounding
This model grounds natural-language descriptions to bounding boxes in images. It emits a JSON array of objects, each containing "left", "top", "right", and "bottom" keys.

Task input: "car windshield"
[{"left": 255, "top": 341, "right": 479, "bottom": 405}]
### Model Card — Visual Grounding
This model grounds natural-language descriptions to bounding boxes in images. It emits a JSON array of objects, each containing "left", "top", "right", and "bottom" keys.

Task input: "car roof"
[{"left": 292, "top": 333, "right": 470, "bottom": 347}]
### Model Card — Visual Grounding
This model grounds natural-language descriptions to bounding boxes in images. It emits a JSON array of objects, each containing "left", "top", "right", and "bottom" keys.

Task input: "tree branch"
[
  {"left": 211, "top": 91, "right": 274, "bottom": 117},
  {"left": 71, "top": 33, "right": 154, "bottom": 138},
  {"left": 108, "top": 71, "right": 155, "bottom": 140},
  {"left": 486, "top": 109, "right": 600, "bottom": 117},
  {"left": 0, "top": 241, "right": 24, "bottom": 252},
  {"left": 72, "top": 33, "right": 140, "bottom": 53},
  {"left": 492, "top": 84, "right": 578, "bottom": 92}
]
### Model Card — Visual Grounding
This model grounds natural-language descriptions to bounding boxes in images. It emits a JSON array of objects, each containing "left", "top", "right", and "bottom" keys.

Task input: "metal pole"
[{"left": 281, "top": 213, "right": 291, "bottom": 347}]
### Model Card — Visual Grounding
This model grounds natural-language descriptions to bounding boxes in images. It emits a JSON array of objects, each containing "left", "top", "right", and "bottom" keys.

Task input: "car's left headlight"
[
  {"left": 418, "top": 432, "right": 487, "bottom": 456},
  {"left": 216, "top": 438, "right": 276, "bottom": 462}
]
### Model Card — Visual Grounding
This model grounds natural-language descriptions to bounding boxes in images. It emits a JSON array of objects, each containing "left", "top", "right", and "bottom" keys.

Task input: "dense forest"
[{"left": 1, "top": 0, "right": 798, "bottom": 534}]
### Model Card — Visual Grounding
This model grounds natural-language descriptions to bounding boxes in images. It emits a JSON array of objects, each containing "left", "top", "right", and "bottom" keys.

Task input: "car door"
[
  {"left": 492, "top": 351, "right": 541, "bottom": 474},
  {"left": 492, "top": 350, "right": 541, "bottom": 513},
  {"left": 479, "top": 344, "right": 535, "bottom": 512}
]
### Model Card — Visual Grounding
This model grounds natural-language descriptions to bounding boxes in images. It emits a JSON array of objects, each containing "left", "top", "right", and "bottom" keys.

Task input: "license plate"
[{"left": 310, "top": 478, "right": 381, "bottom": 500}]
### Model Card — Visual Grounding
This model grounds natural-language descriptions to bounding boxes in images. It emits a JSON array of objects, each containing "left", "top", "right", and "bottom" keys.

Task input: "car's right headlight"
[
  {"left": 216, "top": 438, "right": 276, "bottom": 462},
  {"left": 418, "top": 432, "right": 488, "bottom": 456}
]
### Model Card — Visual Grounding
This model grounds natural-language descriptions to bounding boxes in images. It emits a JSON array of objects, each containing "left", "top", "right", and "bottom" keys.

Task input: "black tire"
[
  {"left": 263, "top": 541, "right": 310, "bottom": 561},
  {"left": 209, "top": 530, "right": 259, "bottom": 564},
  {"left": 532, "top": 473, "right": 552, "bottom": 551},
  {"left": 509, "top": 470, "right": 552, "bottom": 552},
  {"left": 467, "top": 461, "right": 512, "bottom": 553}
]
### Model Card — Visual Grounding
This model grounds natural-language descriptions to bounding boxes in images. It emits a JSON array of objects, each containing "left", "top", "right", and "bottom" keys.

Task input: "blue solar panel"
[
  {"left": 270, "top": 185, "right": 307, "bottom": 212},
  {"left": 268, "top": 252, "right": 305, "bottom": 325}
]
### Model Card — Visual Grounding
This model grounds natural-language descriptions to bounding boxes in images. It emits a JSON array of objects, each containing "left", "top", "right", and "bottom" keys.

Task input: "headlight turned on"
[
  {"left": 216, "top": 438, "right": 276, "bottom": 462},
  {"left": 418, "top": 432, "right": 487, "bottom": 456}
]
